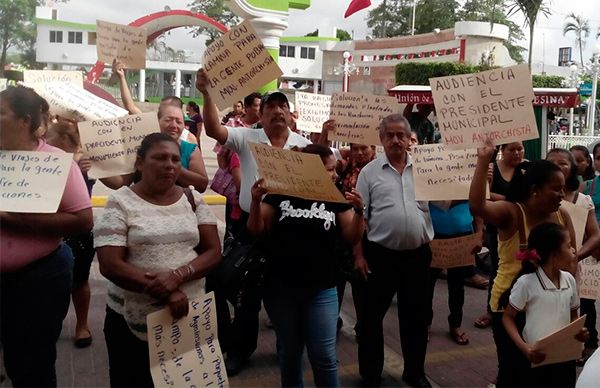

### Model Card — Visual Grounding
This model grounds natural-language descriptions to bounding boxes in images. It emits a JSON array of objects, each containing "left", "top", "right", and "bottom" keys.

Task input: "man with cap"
[
  {"left": 403, "top": 103, "right": 435, "bottom": 145},
  {"left": 196, "top": 68, "right": 310, "bottom": 375}
]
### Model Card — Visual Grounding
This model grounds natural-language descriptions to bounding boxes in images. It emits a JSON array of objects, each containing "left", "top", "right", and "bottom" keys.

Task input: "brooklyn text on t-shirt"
[
  {"left": 279, "top": 200, "right": 336, "bottom": 230},
  {"left": 431, "top": 67, "right": 516, "bottom": 91}
]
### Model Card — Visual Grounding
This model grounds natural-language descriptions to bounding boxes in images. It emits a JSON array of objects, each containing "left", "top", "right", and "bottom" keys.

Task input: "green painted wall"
[
  {"left": 245, "top": 0, "right": 311, "bottom": 11},
  {"left": 258, "top": 48, "right": 279, "bottom": 93},
  {"left": 34, "top": 18, "right": 96, "bottom": 31},
  {"left": 523, "top": 106, "right": 543, "bottom": 161},
  {"left": 280, "top": 36, "right": 339, "bottom": 42}
]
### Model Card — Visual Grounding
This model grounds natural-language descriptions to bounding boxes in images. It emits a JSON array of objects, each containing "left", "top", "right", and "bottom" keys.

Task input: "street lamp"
[
  {"left": 586, "top": 44, "right": 600, "bottom": 135},
  {"left": 562, "top": 63, "right": 581, "bottom": 135},
  {"left": 333, "top": 51, "right": 359, "bottom": 92}
]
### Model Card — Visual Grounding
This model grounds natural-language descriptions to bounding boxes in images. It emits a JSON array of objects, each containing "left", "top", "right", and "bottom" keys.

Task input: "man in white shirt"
[{"left": 196, "top": 68, "right": 310, "bottom": 376}]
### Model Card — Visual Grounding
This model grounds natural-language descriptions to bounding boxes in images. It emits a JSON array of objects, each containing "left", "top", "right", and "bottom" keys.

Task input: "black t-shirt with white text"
[{"left": 263, "top": 194, "right": 352, "bottom": 293}]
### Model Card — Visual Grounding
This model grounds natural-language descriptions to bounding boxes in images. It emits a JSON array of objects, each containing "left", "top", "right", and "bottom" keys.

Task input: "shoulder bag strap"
[
  {"left": 183, "top": 187, "right": 196, "bottom": 212},
  {"left": 515, "top": 203, "right": 527, "bottom": 250}
]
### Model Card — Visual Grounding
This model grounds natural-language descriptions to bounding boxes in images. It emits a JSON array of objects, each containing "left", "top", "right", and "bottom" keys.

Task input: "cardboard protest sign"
[
  {"left": 96, "top": 20, "right": 147, "bottom": 69},
  {"left": 430, "top": 233, "right": 480, "bottom": 269},
  {"left": 202, "top": 20, "right": 282, "bottom": 110},
  {"left": 531, "top": 315, "right": 585, "bottom": 367},
  {"left": 249, "top": 142, "right": 346, "bottom": 203},
  {"left": 29, "top": 81, "right": 128, "bottom": 121},
  {"left": 295, "top": 92, "right": 331, "bottom": 133},
  {"left": 329, "top": 92, "right": 400, "bottom": 146},
  {"left": 78, "top": 112, "right": 159, "bottom": 179},
  {"left": 23, "top": 70, "right": 83, "bottom": 88},
  {"left": 578, "top": 257, "right": 600, "bottom": 300},
  {"left": 429, "top": 64, "right": 538, "bottom": 149},
  {"left": 411, "top": 144, "right": 488, "bottom": 200},
  {"left": 147, "top": 292, "right": 228, "bottom": 388},
  {"left": 560, "top": 200, "right": 589, "bottom": 249},
  {"left": 0, "top": 151, "right": 73, "bottom": 213}
]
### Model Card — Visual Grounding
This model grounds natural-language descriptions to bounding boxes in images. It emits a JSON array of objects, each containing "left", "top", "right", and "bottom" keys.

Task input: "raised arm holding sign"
[
  {"left": 329, "top": 92, "right": 400, "bottom": 146},
  {"left": 96, "top": 20, "right": 147, "bottom": 69},
  {"left": 429, "top": 64, "right": 538, "bottom": 149},
  {"left": 77, "top": 112, "right": 160, "bottom": 179},
  {"left": 202, "top": 20, "right": 282, "bottom": 111},
  {"left": 295, "top": 92, "right": 331, "bottom": 133}
]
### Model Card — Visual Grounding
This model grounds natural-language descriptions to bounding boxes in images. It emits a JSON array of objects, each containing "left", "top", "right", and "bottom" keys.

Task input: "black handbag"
[
  {"left": 220, "top": 236, "right": 269, "bottom": 309},
  {"left": 184, "top": 188, "right": 269, "bottom": 308}
]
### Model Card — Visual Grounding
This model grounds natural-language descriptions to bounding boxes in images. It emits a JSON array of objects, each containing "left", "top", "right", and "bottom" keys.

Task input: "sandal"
[
  {"left": 465, "top": 274, "right": 489, "bottom": 289},
  {"left": 474, "top": 314, "right": 492, "bottom": 329},
  {"left": 450, "top": 329, "right": 469, "bottom": 345}
]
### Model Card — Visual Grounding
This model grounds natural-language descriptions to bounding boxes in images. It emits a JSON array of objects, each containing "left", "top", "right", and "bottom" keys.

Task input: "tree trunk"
[
  {"left": 579, "top": 36, "right": 584, "bottom": 66},
  {"left": 0, "top": 35, "right": 9, "bottom": 78},
  {"left": 527, "top": 24, "right": 534, "bottom": 70}
]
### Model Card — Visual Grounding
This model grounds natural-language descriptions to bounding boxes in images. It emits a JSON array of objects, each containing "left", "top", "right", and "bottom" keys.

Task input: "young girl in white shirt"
[{"left": 503, "top": 222, "right": 588, "bottom": 387}]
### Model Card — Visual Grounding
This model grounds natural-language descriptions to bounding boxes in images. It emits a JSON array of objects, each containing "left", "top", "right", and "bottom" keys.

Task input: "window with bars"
[{"left": 49, "top": 30, "right": 63, "bottom": 43}]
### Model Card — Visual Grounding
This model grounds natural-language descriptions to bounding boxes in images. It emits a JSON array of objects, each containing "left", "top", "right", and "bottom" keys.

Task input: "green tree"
[
  {"left": 366, "top": 0, "right": 412, "bottom": 38},
  {"left": 459, "top": 0, "right": 526, "bottom": 63},
  {"left": 413, "top": 0, "right": 459, "bottom": 34},
  {"left": 304, "top": 29, "right": 352, "bottom": 41},
  {"left": 0, "top": 0, "right": 70, "bottom": 75},
  {"left": 507, "top": 0, "right": 550, "bottom": 68},
  {"left": 188, "top": 0, "right": 240, "bottom": 46},
  {"left": 562, "top": 13, "right": 590, "bottom": 66}
]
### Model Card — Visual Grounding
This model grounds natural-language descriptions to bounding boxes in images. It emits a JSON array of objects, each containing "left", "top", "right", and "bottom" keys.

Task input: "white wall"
[
  {"left": 278, "top": 42, "right": 323, "bottom": 80},
  {"left": 36, "top": 24, "right": 97, "bottom": 66}
]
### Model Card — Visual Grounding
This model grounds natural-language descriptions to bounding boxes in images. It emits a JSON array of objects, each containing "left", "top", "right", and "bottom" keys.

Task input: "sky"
[{"left": 48, "top": 0, "right": 600, "bottom": 67}]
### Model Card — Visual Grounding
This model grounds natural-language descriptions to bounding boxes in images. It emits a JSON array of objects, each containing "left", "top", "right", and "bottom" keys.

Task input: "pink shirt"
[{"left": 1, "top": 140, "right": 91, "bottom": 272}]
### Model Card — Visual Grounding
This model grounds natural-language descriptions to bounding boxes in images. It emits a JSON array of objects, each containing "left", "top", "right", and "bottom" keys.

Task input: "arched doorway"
[{"left": 86, "top": 10, "right": 228, "bottom": 83}]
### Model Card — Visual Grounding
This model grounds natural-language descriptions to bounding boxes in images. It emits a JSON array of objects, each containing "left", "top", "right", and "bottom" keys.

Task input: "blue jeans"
[
  {"left": 264, "top": 282, "right": 339, "bottom": 387},
  {"left": 1, "top": 243, "right": 73, "bottom": 387}
]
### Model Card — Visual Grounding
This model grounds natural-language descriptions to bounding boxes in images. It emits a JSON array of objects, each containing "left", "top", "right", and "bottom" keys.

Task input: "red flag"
[{"left": 344, "top": 0, "right": 371, "bottom": 18}]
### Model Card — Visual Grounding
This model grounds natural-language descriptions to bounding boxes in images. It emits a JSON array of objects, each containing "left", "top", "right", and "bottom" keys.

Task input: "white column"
[
  {"left": 175, "top": 69, "right": 182, "bottom": 98},
  {"left": 138, "top": 69, "right": 146, "bottom": 103},
  {"left": 313, "top": 79, "right": 319, "bottom": 93},
  {"left": 569, "top": 108, "right": 574, "bottom": 136}
]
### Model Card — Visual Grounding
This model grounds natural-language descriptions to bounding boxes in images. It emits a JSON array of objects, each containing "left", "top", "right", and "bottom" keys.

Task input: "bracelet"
[
  {"left": 186, "top": 263, "right": 196, "bottom": 278},
  {"left": 353, "top": 205, "right": 365, "bottom": 215},
  {"left": 172, "top": 268, "right": 185, "bottom": 281}
]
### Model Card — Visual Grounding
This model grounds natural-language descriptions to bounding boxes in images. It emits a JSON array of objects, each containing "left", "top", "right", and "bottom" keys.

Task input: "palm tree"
[
  {"left": 508, "top": 0, "right": 550, "bottom": 69},
  {"left": 563, "top": 13, "right": 590, "bottom": 66}
]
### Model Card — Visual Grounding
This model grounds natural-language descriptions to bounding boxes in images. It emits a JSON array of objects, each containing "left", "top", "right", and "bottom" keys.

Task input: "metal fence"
[{"left": 547, "top": 135, "right": 600, "bottom": 151}]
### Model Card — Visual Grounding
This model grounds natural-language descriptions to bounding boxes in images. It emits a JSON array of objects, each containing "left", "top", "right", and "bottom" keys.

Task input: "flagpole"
[{"left": 411, "top": 0, "right": 416, "bottom": 35}]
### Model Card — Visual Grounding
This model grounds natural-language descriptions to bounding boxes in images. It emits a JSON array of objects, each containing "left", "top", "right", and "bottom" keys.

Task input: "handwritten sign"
[
  {"left": 30, "top": 81, "right": 128, "bottom": 121},
  {"left": 0, "top": 151, "right": 73, "bottom": 213},
  {"left": 429, "top": 64, "right": 538, "bottom": 149},
  {"left": 147, "top": 292, "right": 228, "bottom": 388},
  {"left": 578, "top": 257, "right": 600, "bottom": 300},
  {"left": 560, "top": 200, "right": 589, "bottom": 249},
  {"left": 23, "top": 70, "right": 83, "bottom": 88},
  {"left": 430, "top": 233, "right": 481, "bottom": 269},
  {"left": 295, "top": 92, "right": 331, "bottom": 133},
  {"left": 329, "top": 92, "right": 400, "bottom": 146},
  {"left": 96, "top": 20, "right": 147, "bottom": 69},
  {"left": 412, "top": 144, "right": 488, "bottom": 200},
  {"left": 531, "top": 315, "right": 585, "bottom": 367},
  {"left": 202, "top": 20, "right": 282, "bottom": 110},
  {"left": 249, "top": 142, "right": 346, "bottom": 203},
  {"left": 77, "top": 112, "right": 159, "bottom": 179}
]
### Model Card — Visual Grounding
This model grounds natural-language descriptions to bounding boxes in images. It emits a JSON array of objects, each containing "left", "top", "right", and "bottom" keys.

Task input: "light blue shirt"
[
  {"left": 356, "top": 152, "right": 434, "bottom": 251},
  {"left": 224, "top": 126, "right": 310, "bottom": 212}
]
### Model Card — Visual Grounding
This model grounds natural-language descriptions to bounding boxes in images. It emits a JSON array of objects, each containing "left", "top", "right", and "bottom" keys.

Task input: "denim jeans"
[
  {"left": 1, "top": 243, "right": 73, "bottom": 387},
  {"left": 264, "top": 281, "right": 339, "bottom": 387}
]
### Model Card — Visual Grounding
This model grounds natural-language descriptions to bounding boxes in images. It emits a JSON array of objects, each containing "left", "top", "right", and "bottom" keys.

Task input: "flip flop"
[
  {"left": 474, "top": 314, "right": 492, "bottom": 329},
  {"left": 450, "top": 330, "right": 469, "bottom": 345}
]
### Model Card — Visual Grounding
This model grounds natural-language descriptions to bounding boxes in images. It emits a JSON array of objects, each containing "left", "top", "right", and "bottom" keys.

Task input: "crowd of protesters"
[{"left": 0, "top": 63, "right": 599, "bottom": 388}]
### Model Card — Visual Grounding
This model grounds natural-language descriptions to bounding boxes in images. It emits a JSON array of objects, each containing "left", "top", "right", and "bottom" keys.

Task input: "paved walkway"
[{"left": 2, "top": 204, "right": 596, "bottom": 387}]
